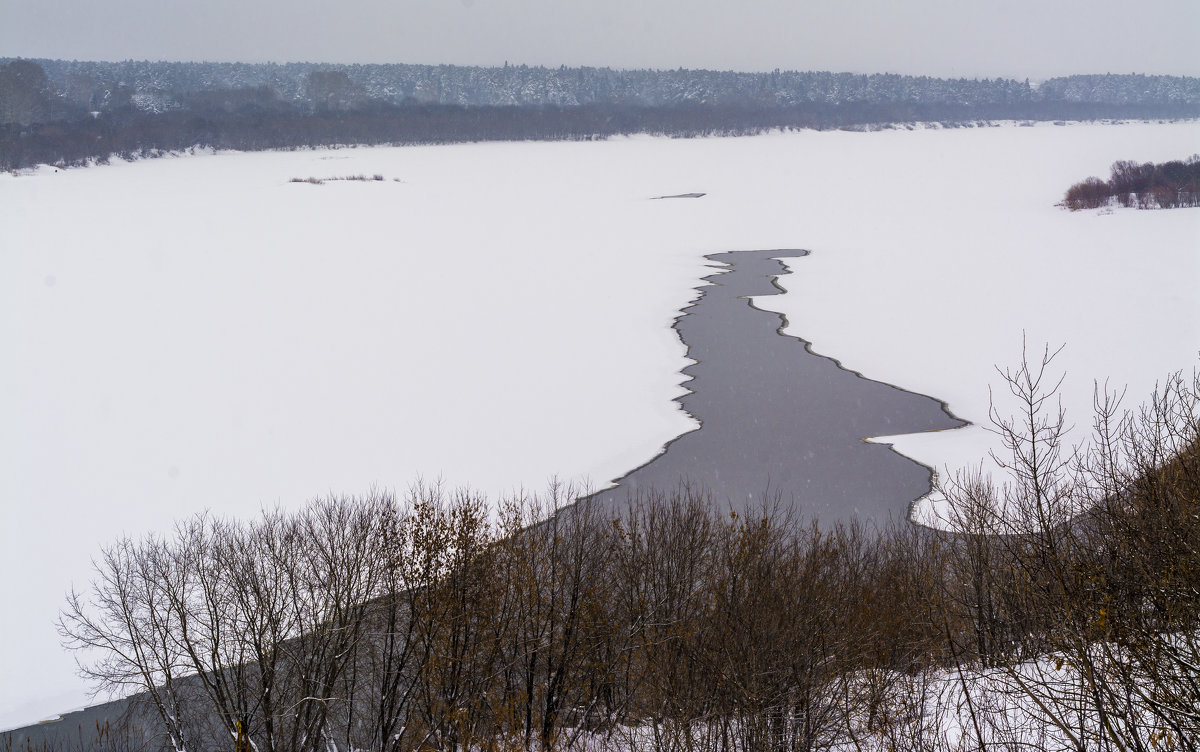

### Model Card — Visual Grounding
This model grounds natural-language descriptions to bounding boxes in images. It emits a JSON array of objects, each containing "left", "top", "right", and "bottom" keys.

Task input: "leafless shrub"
[
  {"left": 937, "top": 343, "right": 1200, "bottom": 751},
  {"left": 288, "top": 174, "right": 390, "bottom": 185}
]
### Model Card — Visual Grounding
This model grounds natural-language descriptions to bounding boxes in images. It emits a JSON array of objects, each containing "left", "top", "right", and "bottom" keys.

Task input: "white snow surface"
[{"left": 2, "top": 122, "right": 1198, "bottom": 729}]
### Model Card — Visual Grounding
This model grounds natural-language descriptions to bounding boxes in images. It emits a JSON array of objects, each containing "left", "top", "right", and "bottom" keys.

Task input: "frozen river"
[{"left": 4, "top": 121, "right": 1195, "bottom": 736}]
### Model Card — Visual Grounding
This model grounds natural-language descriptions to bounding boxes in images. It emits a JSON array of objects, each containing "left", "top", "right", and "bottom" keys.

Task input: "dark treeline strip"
[
  {"left": 1064, "top": 155, "right": 1200, "bottom": 210},
  {"left": 4, "top": 100, "right": 1198, "bottom": 172},
  {"left": 11, "top": 58, "right": 1200, "bottom": 111},
  {"left": 12, "top": 355, "right": 1198, "bottom": 751},
  {"left": 4, "top": 58, "right": 1198, "bottom": 171}
]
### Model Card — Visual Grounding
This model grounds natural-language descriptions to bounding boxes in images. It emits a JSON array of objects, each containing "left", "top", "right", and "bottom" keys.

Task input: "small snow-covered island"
[{"left": 2, "top": 38, "right": 1199, "bottom": 752}]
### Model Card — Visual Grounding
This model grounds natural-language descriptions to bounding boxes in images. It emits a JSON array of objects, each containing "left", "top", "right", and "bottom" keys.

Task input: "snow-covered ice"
[{"left": 2, "top": 121, "right": 1198, "bottom": 729}]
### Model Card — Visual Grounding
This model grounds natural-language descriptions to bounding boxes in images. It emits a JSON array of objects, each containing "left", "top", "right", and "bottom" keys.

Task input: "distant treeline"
[
  {"left": 2, "top": 59, "right": 1199, "bottom": 170},
  {"left": 11, "top": 58, "right": 1200, "bottom": 111},
  {"left": 6, "top": 99, "right": 1188, "bottom": 172},
  {"left": 1064, "top": 155, "right": 1200, "bottom": 210}
]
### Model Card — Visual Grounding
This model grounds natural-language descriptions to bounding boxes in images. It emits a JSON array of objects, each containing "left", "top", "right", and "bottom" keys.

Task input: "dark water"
[
  {"left": 587, "top": 249, "right": 965, "bottom": 525},
  {"left": 1, "top": 696, "right": 149, "bottom": 751}
]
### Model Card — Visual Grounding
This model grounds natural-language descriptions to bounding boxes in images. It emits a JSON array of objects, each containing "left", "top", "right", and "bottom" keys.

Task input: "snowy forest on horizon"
[
  {"left": 2, "top": 57, "right": 1199, "bottom": 172},
  {"left": 6, "top": 58, "right": 1200, "bottom": 113}
]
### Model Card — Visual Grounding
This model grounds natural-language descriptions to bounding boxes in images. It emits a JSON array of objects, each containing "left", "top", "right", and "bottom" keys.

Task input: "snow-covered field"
[{"left": 2, "top": 121, "right": 1198, "bottom": 729}]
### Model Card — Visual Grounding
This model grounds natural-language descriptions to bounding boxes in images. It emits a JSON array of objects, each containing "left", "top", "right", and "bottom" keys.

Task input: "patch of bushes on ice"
[
  {"left": 1063, "top": 154, "right": 1200, "bottom": 210},
  {"left": 288, "top": 173, "right": 391, "bottom": 185}
]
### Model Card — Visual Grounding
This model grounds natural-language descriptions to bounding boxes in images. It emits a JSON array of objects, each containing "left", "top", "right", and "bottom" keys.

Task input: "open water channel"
[{"left": 587, "top": 249, "right": 965, "bottom": 525}]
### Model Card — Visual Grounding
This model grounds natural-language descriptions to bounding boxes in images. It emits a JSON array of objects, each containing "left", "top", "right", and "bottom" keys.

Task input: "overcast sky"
[{"left": 2, "top": 0, "right": 1198, "bottom": 78}]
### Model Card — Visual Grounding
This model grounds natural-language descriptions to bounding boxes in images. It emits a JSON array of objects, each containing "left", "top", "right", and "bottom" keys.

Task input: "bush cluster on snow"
[{"left": 1063, "top": 155, "right": 1200, "bottom": 209}]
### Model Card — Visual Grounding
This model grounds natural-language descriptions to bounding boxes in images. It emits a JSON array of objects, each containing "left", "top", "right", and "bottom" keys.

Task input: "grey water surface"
[{"left": 587, "top": 249, "right": 965, "bottom": 525}]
